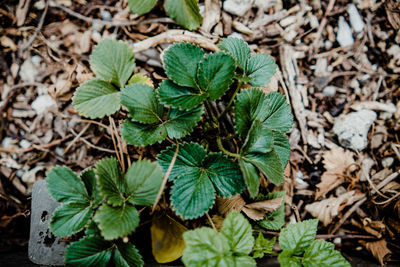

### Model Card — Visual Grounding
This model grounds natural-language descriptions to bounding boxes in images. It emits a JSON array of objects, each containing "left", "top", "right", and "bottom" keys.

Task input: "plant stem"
[
  {"left": 218, "top": 81, "right": 243, "bottom": 120},
  {"left": 217, "top": 136, "right": 239, "bottom": 158}
]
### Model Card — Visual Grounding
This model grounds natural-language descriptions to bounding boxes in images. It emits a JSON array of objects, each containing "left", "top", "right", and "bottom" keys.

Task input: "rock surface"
[
  {"left": 333, "top": 110, "right": 377, "bottom": 151},
  {"left": 28, "top": 180, "right": 67, "bottom": 266}
]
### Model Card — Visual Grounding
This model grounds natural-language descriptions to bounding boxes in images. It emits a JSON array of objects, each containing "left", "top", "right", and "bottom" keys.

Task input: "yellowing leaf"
[
  {"left": 151, "top": 214, "right": 187, "bottom": 263},
  {"left": 128, "top": 73, "right": 153, "bottom": 86}
]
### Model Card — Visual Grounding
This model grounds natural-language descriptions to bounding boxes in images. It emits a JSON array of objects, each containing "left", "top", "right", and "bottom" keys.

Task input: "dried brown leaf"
[
  {"left": 361, "top": 239, "right": 391, "bottom": 266},
  {"left": 244, "top": 197, "right": 282, "bottom": 212},
  {"left": 305, "top": 190, "right": 365, "bottom": 226},
  {"left": 216, "top": 195, "right": 246, "bottom": 215},
  {"left": 242, "top": 206, "right": 265, "bottom": 221}
]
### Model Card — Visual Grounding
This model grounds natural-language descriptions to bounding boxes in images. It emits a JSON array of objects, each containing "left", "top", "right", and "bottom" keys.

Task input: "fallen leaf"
[
  {"left": 305, "top": 190, "right": 365, "bottom": 226},
  {"left": 315, "top": 147, "right": 355, "bottom": 199},
  {"left": 361, "top": 239, "right": 391, "bottom": 266},
  {"left": 216, "top": 195, "right": 246, "bottom": 215},
  {"left": 151, "top": 213, "right": 187, "bottom": 264},
  {"left": 242, "top": 207, "right": 266, "bottom": 221}
]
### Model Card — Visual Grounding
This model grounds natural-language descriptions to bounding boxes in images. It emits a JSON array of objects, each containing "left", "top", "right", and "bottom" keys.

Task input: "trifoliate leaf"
[
  {"left": 234, "top": 89, "right": 292, "bottom": 137},
  {"left": 151, "top": 214, "right": 187, "bottom": 263},
  {"left": 246, "top": 53, "right": 276, "bottom": 87},
  {"left": 120, "top": 84, "right": 163, "bottom": 124},
  {"left": 128, "top": 0, "right": 157, "bottom": 15},
  {"left": 65, "top": 236, "right": 113, "bottom": 267},
  {"left": 94, "top": 203, "right": 140, "bottom": 240},
  {"left": 128, "top": 73, "right": 153, "bottom": 86},
  {"left": 221, "top": 211, "right": 254, "bottom": 255},
  {"left": 50, "top": 201, "right": 93, "bottom": 237},
  {"left": 182, "top": 228, "right": 234, "bottom": 267},
  {"left": 125, "top": 160, "right": 163, "bottom": 206},
  {"left": 158, "top": 80, "right": 206, "bottom": 110},
  {"left": 121, "top": 106, "right": 203, "bottom": 146},
  {"left": 164, "top": 0, "right": 202, "bottom": 30},
  {"left": 197, "top": 52, "right": 235, "bottom": 101},
  {"left": 113, "top": 241, "right": 144, "bottom": 267},
  {"left": 279, "top": 219, "right": 319, "bottom": 255},
  {"left": 46, "top": 166, "right": 89, "bottom": 203},
  {"left": 158, "top": 143, "right": 245, "bottom": 219},
  {"left": 278, "top": 249, "right": 302, "bottom": 267},
  {"left": 162, "top": 42, "right": 204, "bottom": 88},
  {"left": 302, "top": 239, "right": 350, "bottom": 267},
  {"left": 273, "top": 131, "right": 290, "bottom": 168},
  {"left": 253, "top": 233, "right": 276, "bottom": 258},
  {"left": 258, "top": 191, "right": 286, "bottom": 231},
  {"left": 89, "top": 39, "right": 135, "bottom": 88},
  {"left": 80, "top": 169, "right": 102, "bottom": 206},
  {"left": 218, "top": 37, "right": 250, "bottom": 71},
  {"left": 96, "top": 158, "right": 125, "bottom": 206},
  {"left": 72, "top": 79, "right": 121, "bottom": 119}
]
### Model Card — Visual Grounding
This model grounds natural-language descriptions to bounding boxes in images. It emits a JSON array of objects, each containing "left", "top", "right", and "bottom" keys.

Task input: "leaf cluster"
[
  {"left": 46, "top": 158, "right": 163, "bottom": 266},
  {"left": 128, "top": 0, "right": 202, "bottom": 30},
  {"left": 277, "top": 219, "right": 351, "bottom": 267}
]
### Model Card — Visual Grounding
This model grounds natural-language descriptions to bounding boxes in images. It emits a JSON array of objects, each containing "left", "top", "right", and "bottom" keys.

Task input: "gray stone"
[
  {"left": 333, "top": 110, "right": 377, "bottom": 151},
  {"left": 223, "top": 0, "right": 253, "bottom": 17},
  {"left": 142, "top": 48, "right": 160, "bottom": 60},
  {"left": 147, "top": 59, "right": 163, "bottom": 68},
  {"left": 322, "top": 86, "right": 337, "bottom": 97},
  {"left": 28, "top": 180, "right": 67, "bottom": 266}
]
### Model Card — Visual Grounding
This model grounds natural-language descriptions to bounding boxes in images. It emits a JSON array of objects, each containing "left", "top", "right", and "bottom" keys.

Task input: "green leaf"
[
  {"left": 263, "top": 92, "right": 293, "bottom": 132},
  {"left": 258, "top": 191, "right": 286, "bottom": 231},
  {"left": 218, "top": 37, "right": 250, "bottom": 71},
  {"left": 113, "top": 241, "right": 144, "bottom": 267},
  {"left": 234, "top": 88, "right": 271, "bottom": 137},
  {"left": 221, "top": 211, "right": 254, "bottom": 254},
  {"left": 128, "top": 73, "right": 153, "bottom": 86},
  {"left": 125, "top": 160, "right": 163, "bottom": 206},
  {"left": 246, "top": 150, "right": 283, "bottom": 185},
  {"left": 197, "top": 52, "right": 235, "bottom": 101},
  {"left": 253, "top": 233, "right": 276, "bottom": 258},
  {"left": 162, "top": 42, "right": 204, "bottom": 88},
  {"left": 72, "top": 79, "right": 120, "bottom": 119},
  {"left": 65, "top": 236, "right": 113, "bottom": 267},
  {"left": 302, "top": 239, "right": 350, "bottom": 267},
  {"left": 234, "top": 89, "right": 292, "bottom": 137},
  {"left": 80, "top": 169, "right": 102, "bottom": 206},
  {"left": 278, "top": 249, "right": 302, "bottom": 267},
  {"left": 238, "top": 159, "right": 260, "bottom": 199},
  {"left": 94, "top": 203, "right": 140, "bottom": 240},
  {"left": 128, "top": 0, "right": 157, "bottom": 15},
  {"left": 121, "top": 106, "right": 203, "bottom": 146},
  {"left": 89, "top": 39, "right": 135, "bottom": 88},
  {"left": 158, "top": 143, "right": 245, "bottom": 219},
  {"left": 279, "top": 219, "right": 319, "bottom": 255},
  {"left": 50, "top": 201, "right": 93, "bottom": 237},
  {"left": 158, "top": 80, "right": 206, "bottom": 110},
  {"left": 164, "top": 0, "right": 202, "bottom": 30},
  {"left": 273, "top": 131, "right": 290, "bottom": 168},
  {"left": 158, "top": 142, "right": 207, "bottom": 182},
  {"left": 246, "top": 54, "right": 276, "bottom": 87},
  {"left": 46, "top": 166, "right": 89, "bottom": 203},
  {"left": 121, "top": 120, "right": 166, "bottom": 146},
  {"left": 85, "top": 220, "right": 101, "bottom": 237},
  {"left": 120, "top": 84, "right": 163, "bottom": 124},
  {"left": 170, "top": 168, "right": 216, "bottom": 219},
  {"left": 182, "top": 228, "right": 233, "bottom": 267},
  {"left": 96, "top": 158, "right": 125, "bottom": 206}
]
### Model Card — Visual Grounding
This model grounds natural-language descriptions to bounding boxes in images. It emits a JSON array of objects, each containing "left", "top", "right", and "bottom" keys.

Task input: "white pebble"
[
  {"left": 31, "top": 95, "right": 56, "bottom": 114},
  {"left": 337, "top": 16, "right": 354, "bottom": 47},
  {"left": 347, "top": 4, "right": 364, "bottom": 33}
]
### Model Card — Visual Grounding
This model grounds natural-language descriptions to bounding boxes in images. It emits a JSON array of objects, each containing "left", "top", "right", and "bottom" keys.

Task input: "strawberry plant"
[
  {"left": 128, "top": 0, "right": 202, "bottom": 30},
  {"left": 47, "top": 36, "right": 297, "bottom": 266}
]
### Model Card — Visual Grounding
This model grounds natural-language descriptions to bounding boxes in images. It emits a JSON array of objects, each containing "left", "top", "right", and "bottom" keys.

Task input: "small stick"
[
  {"left": 206, "top": 212, "right": 217, "bottom": 231},
  {"left": 49, "top": 0, "right": 138, "bottom": 27},
  {"left": 0, "top": 134, "right": 72, "bottom": 153},
  {"left": 152, "top": 144, "right": 180, "bottom": 213},
  {"left": 64, "top": 123, "right": 91, "bottom": 154},
  {"left": 331, "top": 197, "right": 366, "bottom": 234},
  {"left": 109, "top": 117, "right": 124, "bottom": 172},
  {"left": 110, "top": 118, "right": 125, "bottom": 172}
]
